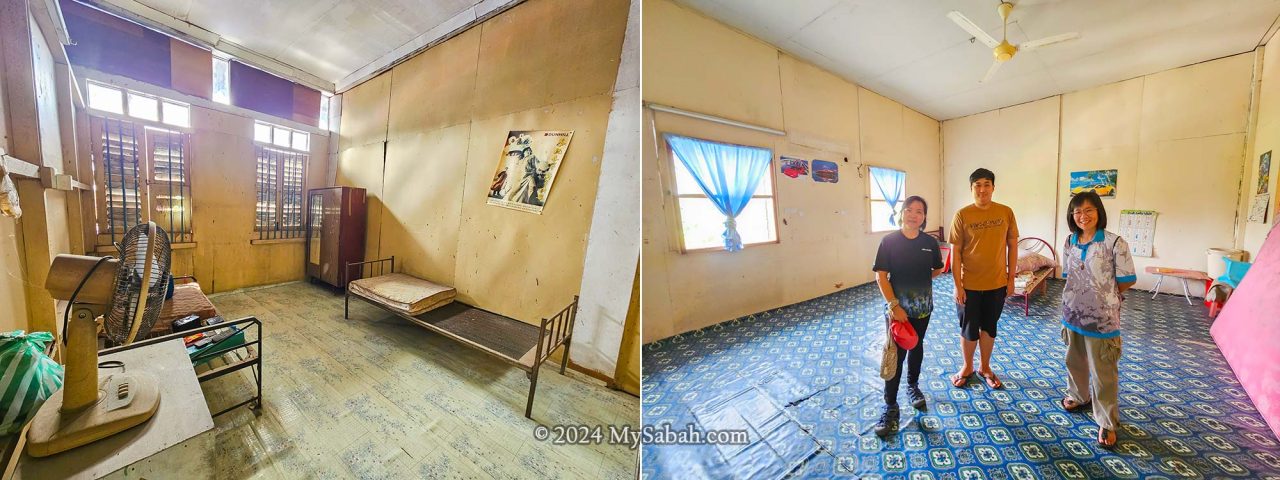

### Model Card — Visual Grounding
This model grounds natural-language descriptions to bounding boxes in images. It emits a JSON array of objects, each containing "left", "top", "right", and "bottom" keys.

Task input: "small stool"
[{"left": 1145, "top": 266, "right": 1211, "bottom": 305}]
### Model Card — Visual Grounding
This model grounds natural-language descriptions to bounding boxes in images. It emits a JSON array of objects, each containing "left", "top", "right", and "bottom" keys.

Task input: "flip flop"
[
  {"left": 1097, "top": 427, "right": 1117, "bottom": 449},
  {"left": 950, "top": 371, "right": 973, "bottom": 388},
  {"left": 979, "top": 371, "right": 1004, "bottom": 390},
  {"left": 1061, "top": 397, "right": 1091, "bottom": 412}
]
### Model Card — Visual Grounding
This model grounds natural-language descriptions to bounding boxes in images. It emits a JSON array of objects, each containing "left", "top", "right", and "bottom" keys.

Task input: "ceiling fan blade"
[
  {"left": 980, "top": 60, "right": 1004, "bottom": 84},
  {"left": 1020, "top": 32, "right": 1080, "bottom": 51},
  {"left": 947, "top": 11, "right": 1000, "bottom": 48}
]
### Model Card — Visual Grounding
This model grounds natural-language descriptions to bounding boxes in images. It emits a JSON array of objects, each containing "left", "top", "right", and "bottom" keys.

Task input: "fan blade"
[
  {"left": 1020, "top": 32, "right": 1079, "bottom": 51},
  {"left": 981, "top": 60, "right": 1004, "bottom": 83},
  {"left": 947, "top": 11, "right": 1000, "bottom": 48}
]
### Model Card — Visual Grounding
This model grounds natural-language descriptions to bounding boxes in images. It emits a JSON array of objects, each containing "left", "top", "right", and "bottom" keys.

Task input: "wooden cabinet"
[{"left": 305, "top": 187, "right": 366, "bottom": 288}]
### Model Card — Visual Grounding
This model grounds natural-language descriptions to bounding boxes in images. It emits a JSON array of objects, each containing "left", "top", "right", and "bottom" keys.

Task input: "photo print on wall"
[
  {"left": 1070, "top": 169, "right": 1117, "bottom": 198},
  {"left": 487, "top": 130, "right": 574, "bottom": 214},
  {"left": 780, "top": 156, "right": 809, "bottom": 178},
  {"left": 812, "top": 160, "right": 838, "bottom": 183}
]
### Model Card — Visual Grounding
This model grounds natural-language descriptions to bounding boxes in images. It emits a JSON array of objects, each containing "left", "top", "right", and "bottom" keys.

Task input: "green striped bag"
[{"left": 0, "top": 331, "right": 63, "bottom": 435}]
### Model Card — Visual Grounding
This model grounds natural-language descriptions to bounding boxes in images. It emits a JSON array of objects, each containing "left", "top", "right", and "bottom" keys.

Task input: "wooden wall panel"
[
  {"left": 336, "top": 142, "right": 386, "bottom": 262},
  {"left": 453, "top": 95, "right": 612, "bottom": 320},
  {"left": 472, "top": 0, "right": 628, "bottom": 120},
  {"left": 169, "top": 38, "right": 212, "bottom": 100},
  {"left": 339, "top": 73, "right": 390, "bottom": 150},
  {"left": 386, "top": 28, "right": 480, "bottom": 139},
  {"left": 378, "top": 126, "right": 469, "bottom": 286}
]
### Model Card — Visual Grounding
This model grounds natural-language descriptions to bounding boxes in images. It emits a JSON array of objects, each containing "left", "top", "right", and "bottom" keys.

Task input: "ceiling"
[
  {"left": 676, "top": 0, "right": 1280, "bottom": 120},
  {"left": 89, "top": 0, "right": 506, "bottom": 91}
]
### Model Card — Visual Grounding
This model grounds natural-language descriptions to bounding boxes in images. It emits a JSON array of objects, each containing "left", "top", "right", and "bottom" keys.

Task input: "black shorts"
[{"left": 959, "top": 287, "right": 1007, "bottom": 341}]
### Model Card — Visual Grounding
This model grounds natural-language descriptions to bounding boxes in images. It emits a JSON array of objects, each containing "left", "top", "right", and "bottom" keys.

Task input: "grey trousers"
[{"left": 1062, "top": 327, "right": 1121, "bottom": 430}]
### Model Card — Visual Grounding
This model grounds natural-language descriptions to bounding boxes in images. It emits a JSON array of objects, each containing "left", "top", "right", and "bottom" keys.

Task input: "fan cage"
[{"left": 105, "top": 223, "right": 172, "bottom": 345}]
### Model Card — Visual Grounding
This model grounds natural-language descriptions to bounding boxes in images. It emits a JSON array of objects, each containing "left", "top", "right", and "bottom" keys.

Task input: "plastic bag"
[
  {"left": 879, "top": 312, "right": 898, "bottom": 380},
  {"left": 0, "top": 331, "right": 63, "bottom": 435}
]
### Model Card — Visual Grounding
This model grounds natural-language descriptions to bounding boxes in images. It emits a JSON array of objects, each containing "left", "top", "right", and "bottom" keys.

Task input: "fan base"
[{"left": 26, "top": 372, "right": 160, "bottom": 457}]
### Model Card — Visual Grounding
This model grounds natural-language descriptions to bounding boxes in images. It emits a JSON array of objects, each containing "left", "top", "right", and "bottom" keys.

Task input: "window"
[
  {"left": 868, "top": 166, "right": 906, "bottom": 232},
  {"left": 665, "top": 134, "right": 777, "bottom": 251},
  {"left": 319, "top": 93, "right": 332, "bottom": 131},
  {"left": 85, "top": 81, "right": 190, "bottom": 128},
  {"left": 254, "top": 121, "right": 308, "bottom": 239},
  {"left": 91, "top": 117, "right": 193, "bottom": 245},
  {"left": 212, "top": 54, "right": 231, "bottom": 105}
]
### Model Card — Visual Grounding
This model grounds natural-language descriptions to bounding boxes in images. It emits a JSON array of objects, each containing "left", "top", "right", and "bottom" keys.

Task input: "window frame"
[
  {"left": 662, "top": 133, "right": 781, "bottom": 253},
  {"left": 88, "top": 115, "right": 194, "bottom": 248},
  {"left": 85, "top": 80, "right": 191, "bottom": 129},
  {"left": 866, "top": 165, "right": 907, "bottom": 234},
  {"left": 253, "top": 121, "right": 310, "bottom": 241}
]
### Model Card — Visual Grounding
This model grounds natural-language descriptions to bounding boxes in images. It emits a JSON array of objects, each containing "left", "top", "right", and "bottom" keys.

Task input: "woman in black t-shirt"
[{"left": 872, "top": 195, "right": 946, "bottom": 437}]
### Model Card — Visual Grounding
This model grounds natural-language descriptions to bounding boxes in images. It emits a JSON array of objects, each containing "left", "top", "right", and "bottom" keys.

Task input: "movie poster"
[{"left": 487, "top": 130, "right": 574, "bottom": 214}]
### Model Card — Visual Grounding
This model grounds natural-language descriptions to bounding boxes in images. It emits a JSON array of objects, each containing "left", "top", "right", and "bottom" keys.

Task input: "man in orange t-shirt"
[{"left": 948, "top": 168, "right": 1018, "bottom": 390}]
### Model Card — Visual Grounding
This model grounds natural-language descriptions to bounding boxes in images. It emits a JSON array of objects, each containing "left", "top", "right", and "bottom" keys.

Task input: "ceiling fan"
[{"left": 947, "top": 2, "right": 1080, "bottom": 83}]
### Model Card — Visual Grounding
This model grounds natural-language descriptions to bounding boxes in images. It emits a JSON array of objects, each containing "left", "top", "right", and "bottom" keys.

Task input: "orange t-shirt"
[{"left": 949, "top": 202, "right": 1019, "bottom": 291}]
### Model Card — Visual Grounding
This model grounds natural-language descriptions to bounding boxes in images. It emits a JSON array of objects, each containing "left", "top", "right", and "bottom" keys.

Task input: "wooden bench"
[{"left": 343, "top": 257, "right": 577, "bottom": 419}]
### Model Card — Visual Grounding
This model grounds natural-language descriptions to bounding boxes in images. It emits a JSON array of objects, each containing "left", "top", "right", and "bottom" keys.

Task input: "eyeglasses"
[{"left": 1071, "top": 208, "right": 1097, "bottom": 217}]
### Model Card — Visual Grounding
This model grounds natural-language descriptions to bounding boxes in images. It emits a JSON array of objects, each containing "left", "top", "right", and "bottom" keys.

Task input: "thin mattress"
[
  {"left": 349, "top": 273, "right": 456, "bottom": 315},
  {"left": 1014, "top": 267, "right": 1053, "bottom": 295}
]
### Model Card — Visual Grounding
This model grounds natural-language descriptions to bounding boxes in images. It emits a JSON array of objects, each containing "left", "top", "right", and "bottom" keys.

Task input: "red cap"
[{"left": 892, "top": 321, "right": 918, "bottom": 350}]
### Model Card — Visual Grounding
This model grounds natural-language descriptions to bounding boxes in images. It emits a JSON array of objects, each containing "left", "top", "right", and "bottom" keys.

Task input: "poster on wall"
[
  {"left": 780, "top": 157, "right": 809, "bottom": 178},
  {"left": 812, "top": 160, "right": 838, "bottom": 183},
  {"left": 1119, "top": 209, "right": 1157, "bottom": 257},
  {"left": 1250, "top": 194, "right": 1270, "bottom": 223},
  {"left": 1260, "top": 151, "right": 1272, "bottom": 194},
  {"left": 487, "top": 130, "right": 574, "bottom": 214},
  {"left": 1070, "top": 169, "right": 1117, "bottom": 198}
]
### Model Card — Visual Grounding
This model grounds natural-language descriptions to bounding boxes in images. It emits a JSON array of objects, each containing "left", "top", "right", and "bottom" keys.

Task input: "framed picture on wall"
[
  {"left": 487, "top": 130, "right": 574, "bottom": 214},
  {"left": 1069, "top": 169, "right": 1117, "bottom": 198}
]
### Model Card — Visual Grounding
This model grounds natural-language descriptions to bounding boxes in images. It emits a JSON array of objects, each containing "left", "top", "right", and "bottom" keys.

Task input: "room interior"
[
  {"left": 0, "top": 0, "right": 639, "bottom": 477},
  {"left": 642, "top": 0, "right": 1280, "bottom": 477}
]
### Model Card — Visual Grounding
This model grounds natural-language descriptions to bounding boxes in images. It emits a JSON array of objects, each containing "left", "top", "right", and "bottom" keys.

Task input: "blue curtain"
[
  {"left": 665, "top": 134, "right": 772, "bottom": 251},
  {"left": 870, "top": 167, "right": 906, "bottom": 226}
]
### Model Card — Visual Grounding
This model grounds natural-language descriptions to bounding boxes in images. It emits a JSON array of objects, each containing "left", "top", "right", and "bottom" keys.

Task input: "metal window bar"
[
  {"left": 101, "top": 118, "right": 143, "bottom": 245},
  {"left": 255, "top": 144, "right": 306, "bottom": 240},
  {"left": 148, "top": 128, "right": 192, "bottom": 243}
]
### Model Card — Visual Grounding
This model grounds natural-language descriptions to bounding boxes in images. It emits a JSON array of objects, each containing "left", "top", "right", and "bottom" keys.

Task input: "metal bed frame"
[
  {"left": 344, "top": 257, "right": 577, "bottom": 419},
  {"left": 101, "top": 316, "right": 263, "bottom": 417},
  {"left": 1008, "top": 237, "right": 1058, "bottom": 316}
]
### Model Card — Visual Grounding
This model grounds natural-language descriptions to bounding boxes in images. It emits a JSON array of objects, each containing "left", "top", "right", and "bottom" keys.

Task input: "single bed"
[
  {"left": 1008, "top": 237, "right": 1058, "bottom": 316},
  {"left": 343, "top": 257, "right": 577, "bottom": 419}
]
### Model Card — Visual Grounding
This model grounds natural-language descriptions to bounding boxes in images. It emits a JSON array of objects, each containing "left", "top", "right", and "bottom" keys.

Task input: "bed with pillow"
[{"left": 1010, "top": 237, "right": 1058, "bottom": 315}]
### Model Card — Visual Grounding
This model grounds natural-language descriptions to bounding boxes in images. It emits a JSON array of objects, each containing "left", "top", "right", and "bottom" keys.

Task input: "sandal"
[
  {"left": 950, "top": 371, "right": 973, "bottom": 388},
  {"left": 1061, "top": 397, "right": 1091, "bottom": 412},
  {"left": 1097, "top": 427, "right": 1117, "bottom": 449},
  {"left": 979, "top": 371, "right": 1004, "bottom": 390}
]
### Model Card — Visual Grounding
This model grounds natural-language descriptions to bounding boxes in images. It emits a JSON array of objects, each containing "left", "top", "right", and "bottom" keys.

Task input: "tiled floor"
[
  {"left": 107, "top": 281, "right": 638, "bottom": 479},
  {"left": 642, "top": 276, "right": 1280, "bottom": 479}
]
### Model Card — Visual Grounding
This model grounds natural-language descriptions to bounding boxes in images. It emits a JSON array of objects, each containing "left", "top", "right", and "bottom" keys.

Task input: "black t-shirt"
[{"left": 872, "top": 231, "right": 944, "bottom": 319}]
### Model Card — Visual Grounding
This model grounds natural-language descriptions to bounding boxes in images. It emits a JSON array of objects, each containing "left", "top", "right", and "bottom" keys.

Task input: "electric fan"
[{"left": 27, "top": 221, "right": 172, "bottom": 457}]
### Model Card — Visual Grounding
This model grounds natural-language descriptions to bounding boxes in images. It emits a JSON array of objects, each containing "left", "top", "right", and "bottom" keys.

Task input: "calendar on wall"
[{"left": 1119, "top": 210, "right": 1157, "bottom": 257}]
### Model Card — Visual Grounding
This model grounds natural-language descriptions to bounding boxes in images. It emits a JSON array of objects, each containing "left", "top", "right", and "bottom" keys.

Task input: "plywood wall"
[
  {"left": 942, "top": 52, "right": 1255, "bottom": 295},
  {"left": 3, "top": 1, "right": 78, "bottom": 336},
  {"left": 1243, "top": 44, "right": 1280, "bottom": 257},
  {"left": 641, "top": 0, "right": 941, "bottom": 342},
  {"left": 176, "top": 105, "right": 329, "bottom": 293},
  {"left": 334, "top": 0, "right": 630, "bottom": 323}
]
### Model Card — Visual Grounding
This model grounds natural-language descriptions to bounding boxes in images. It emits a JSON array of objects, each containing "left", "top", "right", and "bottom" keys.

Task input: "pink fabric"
[{"left": 1210, "top": 222, "right": 1280, "bottom": 441}]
